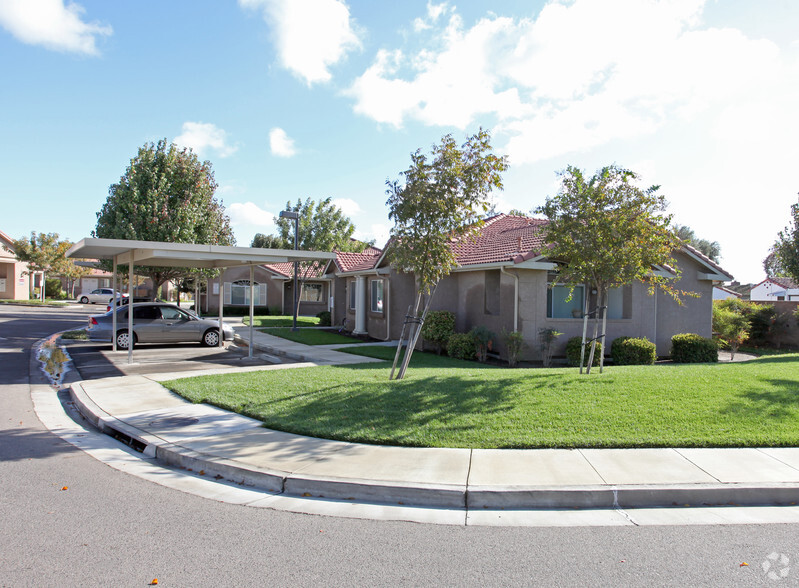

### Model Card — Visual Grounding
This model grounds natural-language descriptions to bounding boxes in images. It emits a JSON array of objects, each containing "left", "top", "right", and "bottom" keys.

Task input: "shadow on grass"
[{"left": 722, "top": 377, "right": 799, "bottom": 421}]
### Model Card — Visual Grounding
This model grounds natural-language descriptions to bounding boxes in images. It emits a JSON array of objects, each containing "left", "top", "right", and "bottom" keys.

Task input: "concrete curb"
[{"left": 68, "top": 378, "right": 799, "bottom": 511}]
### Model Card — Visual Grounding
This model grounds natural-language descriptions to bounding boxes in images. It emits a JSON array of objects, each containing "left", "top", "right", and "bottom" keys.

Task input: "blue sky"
[{"left": 2, "top": 0, "right": 798, "bottom": 284}]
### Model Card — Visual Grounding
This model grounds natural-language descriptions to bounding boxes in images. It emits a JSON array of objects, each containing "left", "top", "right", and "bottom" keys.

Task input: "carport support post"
[
  {"left": 127, "top": 260, "right": 134, "bottom": 364},
  {"left": 218, "top": 276, "right": 224, "bottom": 347},
  {"left": 248, "top": 265, "right": 254, "bottom": 359},
  {"left": 112, "top": 256, "right": 117, "bottom": 352}
]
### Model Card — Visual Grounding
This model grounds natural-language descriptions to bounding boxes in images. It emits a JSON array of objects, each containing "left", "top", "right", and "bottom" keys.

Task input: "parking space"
[{"left": 65, "top": 339, "right": 279, "bottom": 380}]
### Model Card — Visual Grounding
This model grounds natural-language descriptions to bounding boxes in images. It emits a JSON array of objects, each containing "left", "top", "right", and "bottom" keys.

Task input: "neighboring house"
[
  {"left": 0, "top": 230, "right": 30, "bottom": 300},
  {"left": 713, "top": 285, "right": 742, "bottom": 300},
  {"left": 332, "top": 214, "right": 733, "bottom": 359},
  {"left": 750, "top": 277, "right": 799, "bottom": 302}
]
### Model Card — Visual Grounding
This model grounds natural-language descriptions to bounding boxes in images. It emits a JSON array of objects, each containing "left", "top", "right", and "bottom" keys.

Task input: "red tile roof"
[
  {"left": 334, "top": 248, "right": 383, "bottom": 273},
  {"left": 767, "top": 276, "right": 799, "bottom": 290},
  {"left": 263, "top": 260, "right": 329, "bottom": 279},
  {"left": 450, "top": 214, "right": 549, "bottom": 266}
]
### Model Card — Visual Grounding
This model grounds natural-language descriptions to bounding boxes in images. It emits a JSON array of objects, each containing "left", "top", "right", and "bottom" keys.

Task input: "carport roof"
[{"left": 66, "top": 238, "right": 335, "bottom": 268}]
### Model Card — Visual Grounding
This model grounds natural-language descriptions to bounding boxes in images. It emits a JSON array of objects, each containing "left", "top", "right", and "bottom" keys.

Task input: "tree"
[
  {"left": 712, "top": 304, "right": 749, "bottom": 361},
  {"left": 93, "top": 139, "right": 235, "bottom": 297},
  {"left": 763, "top": 249, "right": 785, "bottom": 277},
  {"left": 9, "top": 232, "right": 72, "bottom": 300},
  {"left": 386, "top": 128, "right": 509, "bottom": 379},
  {"left": 274, "top": 197, "right": 365, "bottom": 253},
  {"left": 537, "top": 165, "right": 685, "bottom": 373},
  {"left": 673, "top": 224, "right": 721, "bottom": 263},
  {"left": 60, "top": 260, "right": 93, "bottom": 298},
  {"left": 251, "top": 233, "right": 286, "bottom": 249},
  {"left": 771, "top": 199, "right": 799, "bottom": 283}
]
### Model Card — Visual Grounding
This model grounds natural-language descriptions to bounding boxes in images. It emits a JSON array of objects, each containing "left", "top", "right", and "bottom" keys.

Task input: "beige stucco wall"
[{"left": 0, "top": 260, "right": 30, "bottom": 299}]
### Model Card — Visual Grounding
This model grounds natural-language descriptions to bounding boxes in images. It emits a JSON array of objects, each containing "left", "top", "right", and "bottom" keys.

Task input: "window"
[
  {"left": 371, "top": 280, "right": 384, "bottom": 313},
  {"left": 301, "top": 283, "right": 323, "bottom": 302},
  {"left": 349, "top": 281, "right": 357, "bottom": 310},
  {"left": 228, "top": 280, "right": 262, "bottom": 306},
  {"left": 484, "top": 270, "right": 500, "bottom": 315},
  {"left": 605, "top": 286, "right": 631, "bottom": 319},
  {"left": 547, "top": 283, "right": 584, "bottom": 319},
  {"left": 132, "top": 305, "right": 161, "bottom": 320}
]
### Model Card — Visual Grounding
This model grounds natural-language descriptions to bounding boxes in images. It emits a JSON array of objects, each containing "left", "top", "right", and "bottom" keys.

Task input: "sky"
[{"left": 1, "top": 0, "right": 798, "bottom": 284}]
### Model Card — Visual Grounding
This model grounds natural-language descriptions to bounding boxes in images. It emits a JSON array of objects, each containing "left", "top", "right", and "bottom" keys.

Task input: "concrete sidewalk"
[{"left": 69, "top": 368, "right": 799, "bottom": 511}]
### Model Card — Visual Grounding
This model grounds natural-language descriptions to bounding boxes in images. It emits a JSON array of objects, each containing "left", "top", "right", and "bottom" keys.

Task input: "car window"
[
  {"left": 92, "top": 289, "right": 101, "bottom": 294},
  {"left": 160, "top": 306, "right": 186, "bottom": 320},
  {"left": 132, "top": 305, "right": 162, "bottom": 320}
]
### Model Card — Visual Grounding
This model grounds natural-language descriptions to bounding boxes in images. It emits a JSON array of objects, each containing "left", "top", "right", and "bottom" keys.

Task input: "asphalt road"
[{"left": 2, "top": 304, "right": 798, "bottom": 587}]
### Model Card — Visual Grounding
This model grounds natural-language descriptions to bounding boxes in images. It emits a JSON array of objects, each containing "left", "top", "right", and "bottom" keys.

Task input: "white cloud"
[
  {"left": 346, "top": 0, "right": 782, "bottom": 164},
  {"left": 413, "top": 1, "right": 450, "bottom": 32},
  {"left": 239, "top": 0, "right": 361, "bottom": 85},
  {"left": 0, "top": 0, "right": 111, "bottom": 55},
  {"left": 269, "top": 127, "right": 297, "bottom": 157},
  {"left": 174, "top": 122, "right": 238, "bottom": 158},
  {"left": 331, "top": 197, "right": 360, "bottom": 216},
  {"left": 354, "top": 223, "right": 390, "bottom": 248},
  {"left": 227, "top": 202, "right": 278, "bottom": 247}
]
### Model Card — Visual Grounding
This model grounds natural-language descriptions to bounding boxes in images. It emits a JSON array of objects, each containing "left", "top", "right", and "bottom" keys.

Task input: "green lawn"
[
  {"left": 0, "top": 299, "right": 68, "bottom": 307},
  {"left": 163, "top": 353, "right": 799, "bottom": 449},
  {"left": 243, "top": 315, "right": 320, "bottom": 328},
  {"left": 261, "top": 328, "right": 362, "bottom": 346}
]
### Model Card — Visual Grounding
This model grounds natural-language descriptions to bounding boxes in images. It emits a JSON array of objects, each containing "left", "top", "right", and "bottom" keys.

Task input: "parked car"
[
  {"left": 78, "top": 288, "right": 125, "bottom": 305},
  {"left": 106, "top": 297, "right": 163, "bottom": 312},
  {"left": 87, "top": 302, "right": 234, "bottom": 349}
]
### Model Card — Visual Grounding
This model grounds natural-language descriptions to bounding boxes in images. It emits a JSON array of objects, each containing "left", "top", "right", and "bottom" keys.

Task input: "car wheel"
[
  {"left": 79, "top": 296, "right": 88, "bottom": 304},
  {"left": 116, "top": 330, "right": 136, "bottom": 350},
  {"left": 202, "top": 329, "right": 221, "bottom": 346}
]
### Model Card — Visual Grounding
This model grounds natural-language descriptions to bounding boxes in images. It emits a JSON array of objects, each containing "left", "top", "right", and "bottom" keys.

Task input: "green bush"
[
  {"left": 421, "top": 310, "right": 456, "bottom": 354},
  {"left": 611, "top": 336, "right": 656, "bottom": 365},
  {"left": 316, "top": 310, "right": 331, "bottom": 327},
  {"left": 671, "top": 333, "right": 718, "bottom": 363},
  {"left": 222, "top": 306, "right": 270, "bottom": 316},
  {"left": 565, "top": 336, "right": 602, "bottom": 367},
  {"left": 447, "top": 332, "right": 476, "bottom": 361},
  {"left": 714, "top": 299, "right": 775, "bottom": 343},
  {"left": 470, "top": 325, "right": 495, "bottom": 362},
  {"left": 45, "top": 278, "right": 66, "bottom": 299},
  {"left": 502, "top": 329, "right": 527, "bottom": 368}
]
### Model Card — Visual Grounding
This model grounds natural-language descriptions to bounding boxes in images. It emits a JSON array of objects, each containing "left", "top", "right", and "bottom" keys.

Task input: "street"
[{"left": 1, "top": 304, "right": 797, "bottom": 587}]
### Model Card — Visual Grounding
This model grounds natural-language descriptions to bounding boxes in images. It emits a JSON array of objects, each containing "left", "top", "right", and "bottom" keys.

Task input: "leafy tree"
[
  {"left": 507, "top": 208, "right": 530, "bottom": 217},
  {"left": 274, "top": 197, "right": 365, "bottom": 253},
  {"left": 93, "top": 139, "right": 235, "bottom": 297},
  {"left": 674, "top": 224, "right": 721, "bottom": 263},
  {"left": 537, "top": 165, "right": 685, "bottom": 373},
  {"left": 386, "top": 128, "right": 508, "bottom": 379},
  {"left": 763, "top": 249, "right": 785, "bottom": 277},
  {"left": 60, "top": 260, "right": 93, "bottom": 298},
  {"left": 771, "top": 199, "right": 799, "bottom": 283},
  {"left": 9, "top": 232, "right": 72, "bottom": 300},
  {"left": 712, "top": 304, "right": 749, "bottom": 361},
  {"left": 251, "top": 233, "right": 286, "bottom": 249}
]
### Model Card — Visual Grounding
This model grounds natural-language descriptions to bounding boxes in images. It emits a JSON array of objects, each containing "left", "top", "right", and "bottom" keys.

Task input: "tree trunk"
[
  {"left": 396, "top": 284, "right": 438, "bottom": 380},
  {"left": 579, "top": 290, "right": 589, "bottom": 374},
  {"left": 599, "top": 288, "right": 608, "bottom": 373},
  {"left": 586, "top": 289, "right": 601, "bottom": 374}
]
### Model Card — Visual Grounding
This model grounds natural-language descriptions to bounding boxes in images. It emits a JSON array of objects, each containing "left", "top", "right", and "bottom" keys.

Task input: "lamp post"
[{"left": 279, "top": 210, "right": 300, "bottom": 332}]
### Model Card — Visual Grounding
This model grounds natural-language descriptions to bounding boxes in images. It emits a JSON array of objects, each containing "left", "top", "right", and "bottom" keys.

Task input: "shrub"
[
  {"left": 447, "top": 332, "right": 476, "bottom": 361},
  {"left": 502, "top": 329, "right": 527, "bottom": 368},
  {"left": 421, "top": 310, "right": 456, "bottom": 355},
  {"left": 671, "top": 333, "right": 718, "bottom": 363},
  {"left": 565, "top": 336, "right": 602, "bottom": 367},
  {"left": 45, "top": 278, "right": 66, "bottom": 299},
  {"left": 316, "top": 310, "right": 331, "bottom": 327},
  {"left": 538, "top": 328, "right": 562, "bottom": 368},
  {"left": 611, "top": 336, "right": 656, "bottom": 365},
  {"left": 470, "top": 325, "right": 495, "bottom": 362},
  {"left": 714, "top": 299, "right": 775, "bottom": 343},
  {"left": 712, "top": 306, "right": 749, "bottom": 360}
]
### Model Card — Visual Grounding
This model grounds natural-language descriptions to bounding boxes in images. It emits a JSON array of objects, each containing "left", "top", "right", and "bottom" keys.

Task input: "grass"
[
  {"left": 163, "top": 352, "right": 799, "bottom": 449},
  {"left": 0, "top": 299, "right": 68, "bottom": 307},
  {"left": 261, "top": 328, "right": 362, "bottom": 346},
  {"left": 60, "top": 329, "right": 88, "bottom": 340},
  {"left": 243, "top": 315, "right": 320, "bottom": 328}
]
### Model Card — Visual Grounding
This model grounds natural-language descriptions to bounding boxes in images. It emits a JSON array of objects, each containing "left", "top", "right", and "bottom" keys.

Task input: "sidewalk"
[{"left": 67, "top": 325, "right": 799, "bottom": 512}]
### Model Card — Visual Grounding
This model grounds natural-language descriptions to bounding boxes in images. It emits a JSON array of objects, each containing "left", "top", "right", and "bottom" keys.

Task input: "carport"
[{"left": 66, "top": 238, "right": 335, "bottom": 363}]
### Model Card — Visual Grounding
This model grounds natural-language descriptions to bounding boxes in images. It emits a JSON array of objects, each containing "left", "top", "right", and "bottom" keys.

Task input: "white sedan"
[{"left": 77, "top": 288, "right": 124, "bottom": 305}]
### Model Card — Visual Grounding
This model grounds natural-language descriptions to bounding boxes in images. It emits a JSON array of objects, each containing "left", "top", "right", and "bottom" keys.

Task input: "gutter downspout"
[{"left": 500, "top": 266, "right": 519, "bottom": 332}]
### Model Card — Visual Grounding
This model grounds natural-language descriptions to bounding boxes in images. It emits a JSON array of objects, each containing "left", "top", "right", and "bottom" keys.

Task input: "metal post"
[
  {"left": 280, "top": 210, "right": 300, "bottom": 332},
  {"left": 248, "top": 265, "right": 255, "bottom": 359},
  {"left": 127, "top": 259, "right": 134, "bottom": 364},
  {"left": 218, "top": 274, "right": 224, "bottom": 347},
  {"left": 112, "top": 256, "right": 117, "bottom": 352}
]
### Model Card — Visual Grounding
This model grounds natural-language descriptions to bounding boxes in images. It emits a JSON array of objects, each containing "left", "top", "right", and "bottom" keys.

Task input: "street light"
[{"left": 279, "top": 210, "right": 300, "bottom": 332}]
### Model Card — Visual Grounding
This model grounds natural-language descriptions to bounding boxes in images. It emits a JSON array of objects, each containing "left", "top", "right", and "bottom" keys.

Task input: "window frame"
[{"left": 370, "top": 279, "right": 384, "bottom": 314}]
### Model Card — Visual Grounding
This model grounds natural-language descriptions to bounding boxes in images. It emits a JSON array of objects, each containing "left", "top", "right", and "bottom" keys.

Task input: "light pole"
[{"left": 279, "top": 210, "right": 300, "bottom": 332}]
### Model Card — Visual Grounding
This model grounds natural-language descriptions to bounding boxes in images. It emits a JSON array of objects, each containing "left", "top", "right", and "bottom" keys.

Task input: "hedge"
[
  {"left": 670, "top": 333, "right": 718, "bottom": 363},
  {"left": 565, "top": 336, "right": 602, "bottom": 367},
  {"left": 611, "top": 336, "right": 656, "bottom": 365}
]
